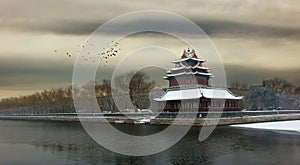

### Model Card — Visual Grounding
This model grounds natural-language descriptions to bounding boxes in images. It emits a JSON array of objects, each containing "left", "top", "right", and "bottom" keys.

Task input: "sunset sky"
[{"left": 0, "top": 0, "right": 300, "bottom": 99}]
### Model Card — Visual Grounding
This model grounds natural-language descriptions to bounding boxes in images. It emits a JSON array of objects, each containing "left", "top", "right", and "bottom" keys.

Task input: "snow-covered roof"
[
  {"left": 201, "top": 88, "right": 243, "bottom": 100},
  {"left": 154, "top": 87, "right": 243, "bottom": 101},
  {"left": 164, "top": 71, "right": 213, "bottom": 78},
  {"left": 154, "top": 88, "right": 202, "bottom": 101},
  {"left": 170, "top": 66, "right": 209, "bottom": 71},
  {"left": 172, "top": 58, "right": 205, "bottom": 63}
]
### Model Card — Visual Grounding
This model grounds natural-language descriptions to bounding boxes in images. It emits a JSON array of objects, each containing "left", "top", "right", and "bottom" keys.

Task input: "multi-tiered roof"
[
  {"left": 154, "top": 49, "right": 243, "bottom": 112},
  {"left": 164, "top": 49, "right": 213, "bottom": 87}
]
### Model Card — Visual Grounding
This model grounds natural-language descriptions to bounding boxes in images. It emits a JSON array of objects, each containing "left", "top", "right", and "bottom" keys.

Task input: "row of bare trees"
[
  {"left": 230, "top": 77, "right": 300, "bottom": 94},
  {"left": 243, "top": 77, "right": 300, "bottom": 110},
  {"left": 93, "top": 72, "right": 155, "bottom": 113},
  {"left": 0, "top": 71, "right": 156, "bottom": 115},
  {"left": 0, "top": 87, "right": 74, "bottom": 115},
  {"left": 262, "top": 77, "right": 300, "bottom": 94},
  {"left": 1, "top": 75, "right": 298, "bottom": 114}
]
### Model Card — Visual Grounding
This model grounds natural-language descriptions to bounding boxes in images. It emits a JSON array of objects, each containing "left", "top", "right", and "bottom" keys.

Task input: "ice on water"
[{"left": 231, "top": 120, "right": 300, "bottom": 135}]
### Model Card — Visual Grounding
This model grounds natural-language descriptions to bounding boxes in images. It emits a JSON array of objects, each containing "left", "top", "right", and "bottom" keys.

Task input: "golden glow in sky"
[{"left": 0, "top": 0, "right": 300, "bottom": 98}]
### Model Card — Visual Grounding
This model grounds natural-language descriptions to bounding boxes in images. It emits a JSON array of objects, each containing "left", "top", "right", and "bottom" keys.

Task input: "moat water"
[{"left": 0, "top": 120, "right": 299, "bottom": 165}]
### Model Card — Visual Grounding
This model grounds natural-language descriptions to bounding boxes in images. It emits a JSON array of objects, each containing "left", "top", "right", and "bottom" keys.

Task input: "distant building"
[{"left": 154, "top": 49, "right": 243, "bottom": 112}]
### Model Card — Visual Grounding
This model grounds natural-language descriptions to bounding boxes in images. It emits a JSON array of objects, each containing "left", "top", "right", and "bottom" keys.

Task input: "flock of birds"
[{"left": 54, "top": 40, "right": 121, "bottom": 66}]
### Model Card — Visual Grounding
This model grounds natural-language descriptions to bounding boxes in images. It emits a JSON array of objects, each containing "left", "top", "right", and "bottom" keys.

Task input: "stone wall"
[{"left": 151, "top": 114, "right": 300, "bottom": 126}]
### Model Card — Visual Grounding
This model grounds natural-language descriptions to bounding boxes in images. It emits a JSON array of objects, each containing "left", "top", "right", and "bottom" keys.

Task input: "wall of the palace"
[{"left": 159, "top": 99, "right": 241, "bottom": 112}]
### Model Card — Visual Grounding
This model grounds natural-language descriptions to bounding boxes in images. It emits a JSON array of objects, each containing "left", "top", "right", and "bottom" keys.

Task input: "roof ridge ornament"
[{"left": 181, "top": 48, "right": 198, "bottom": 59}]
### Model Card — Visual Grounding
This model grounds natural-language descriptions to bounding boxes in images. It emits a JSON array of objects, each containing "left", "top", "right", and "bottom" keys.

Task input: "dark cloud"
[
  {"left": 1, "top": 0, "right": 300, "bottom": 40},
  {"left": 1, "top": 54, "right": 299, "bottom": 96},
  {"left": 0, "top": 57, "right": 71, "bottom": 75},
  {"left": 224, "top": 64, "right": 300, "bottom": 86},
  {"left": 0, "top": 80, "right": 16, "bottom": 87},
  {"left": 0, "top": 56, "right": 73, "bottom": 87},
  {"left": 1, "top": 20, "right": 101, "bottom": 36},
  {"left": 5, "top": 17, "right": 300, "bottom": 41},
  {"left": 195, "top": 19, "right": 300, "bottom": 40}
]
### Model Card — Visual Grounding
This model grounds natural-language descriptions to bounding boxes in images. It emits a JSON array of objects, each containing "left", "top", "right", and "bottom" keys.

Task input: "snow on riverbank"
[{"left": 231, "top": 120, "right": 300, "bottom": 134}]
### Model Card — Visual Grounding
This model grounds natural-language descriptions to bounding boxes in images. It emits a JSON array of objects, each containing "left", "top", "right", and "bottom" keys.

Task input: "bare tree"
[
  {"left": 294, "top": 86, "right": 300, "bottom": 94},
  {"left": 129, "top": 72, "right": 155, "bottom": 109},
  {"left": 246, "top": 86, "right": 276, "bottom": 110},
  {"left": 111, "top": 71, "right": 156, "bottom": 110},
  {"left": 0, "top": 71, "right": 156, "bottom": 115},
  {"left": 262, "top": 77, "right": 295, "bottom": 94},
  {"left": 229, "top": 81, "right": 250, "bottom": 89}
]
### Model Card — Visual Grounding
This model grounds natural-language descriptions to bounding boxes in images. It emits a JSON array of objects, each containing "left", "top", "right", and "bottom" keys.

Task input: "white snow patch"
[
  {"left": 231, "top": 120, "right": 300, "bottom": 134},
  {"left": 155, "top": 88, "right": 243, "bottom": 101}
]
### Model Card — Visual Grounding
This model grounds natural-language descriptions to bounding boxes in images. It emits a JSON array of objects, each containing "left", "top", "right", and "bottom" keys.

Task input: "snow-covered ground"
[{"left": 231, "top": 120, "right": 300, "bottom": 135}]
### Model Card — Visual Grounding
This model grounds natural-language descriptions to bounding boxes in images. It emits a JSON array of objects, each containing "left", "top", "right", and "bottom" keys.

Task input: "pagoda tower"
[
  {"left": 164, "top": 48, "right": 213, "bottom": 87},
  {"left": 154, "top": 49, "right": 243, "bottom": 112}
]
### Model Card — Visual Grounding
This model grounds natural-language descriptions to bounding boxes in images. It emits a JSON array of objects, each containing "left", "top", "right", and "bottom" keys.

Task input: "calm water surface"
[{"left": 0, "top": 120, "right": 300, "bottom": 165}]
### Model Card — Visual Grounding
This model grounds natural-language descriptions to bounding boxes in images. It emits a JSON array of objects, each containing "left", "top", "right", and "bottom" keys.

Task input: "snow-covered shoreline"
[{"left": 231, "top": 120, "right": 300, "bottom": 134}]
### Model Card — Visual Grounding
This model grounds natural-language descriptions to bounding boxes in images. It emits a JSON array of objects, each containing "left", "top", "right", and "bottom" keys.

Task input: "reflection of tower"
[
  {"left": 154, "top": 49, "right": 243, "bottom": 112},
  {"left": 164, "top": 48, "right": 213, "bottom": 87}
]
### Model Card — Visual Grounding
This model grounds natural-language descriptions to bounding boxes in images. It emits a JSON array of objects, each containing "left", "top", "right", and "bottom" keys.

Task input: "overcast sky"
[{"left": 0, "top": 0, "right": 300, "bottom": 98}]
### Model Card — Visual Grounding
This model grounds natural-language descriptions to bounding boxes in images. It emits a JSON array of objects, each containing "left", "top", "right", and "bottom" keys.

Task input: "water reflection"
[{"left": 0, "top": 120, "right": 300, "bottom": 164}]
